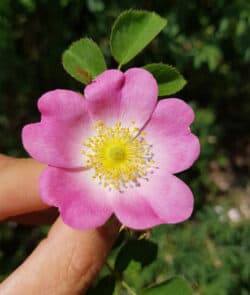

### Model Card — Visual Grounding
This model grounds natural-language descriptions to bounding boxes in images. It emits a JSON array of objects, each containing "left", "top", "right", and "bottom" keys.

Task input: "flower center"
[
  {"left": 107, "top": 146, "right": 126, "bottom": 163},
  {"left": 82, "top": 120, "right": 156, "bottom": 191}
]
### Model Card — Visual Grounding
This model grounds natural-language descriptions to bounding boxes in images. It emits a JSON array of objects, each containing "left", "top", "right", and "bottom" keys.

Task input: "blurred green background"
[{"left": 0, "top": 0, "right": 249, "bottom": 294}]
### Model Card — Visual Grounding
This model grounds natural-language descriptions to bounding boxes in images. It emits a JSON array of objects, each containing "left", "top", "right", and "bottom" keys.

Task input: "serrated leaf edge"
[
  {"left": 110, "top": 10, "right": 167, "bottom": 66},
  {"left": 143, "top": 63, "right": 187, "bottom": 96}
]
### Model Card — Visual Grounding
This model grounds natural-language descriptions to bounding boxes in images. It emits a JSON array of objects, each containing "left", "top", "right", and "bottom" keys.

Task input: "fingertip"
[{"left": 0, "top": 157, "right": 48, "bottom": 220}]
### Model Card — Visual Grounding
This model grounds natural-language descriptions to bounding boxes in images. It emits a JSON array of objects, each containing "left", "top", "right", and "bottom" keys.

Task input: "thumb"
[{"left": 0, "top": 217, "right": 120, "bottom": 295}]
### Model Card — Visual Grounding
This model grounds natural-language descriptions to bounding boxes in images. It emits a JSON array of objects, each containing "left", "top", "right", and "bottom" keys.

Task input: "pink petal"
[
  {"left": 119, "top": 68, "right": 158, "bottom": 127},
  {"left": 112, "top": 190, "right": 163, "bottom": 230},
  {"left": 84, "top": 69, "right": 124, "bottom": 125},
  {"left": 151, "top": 133, "right": 200, "bottom": 174},
  {"left": 40, "top": 167, "right": 112, "bottom": 230},
  {"left": 145, "top": 98, "right": 195, "bottom": 137},
  {"left": 144, "top": 98, "right": 200, "bottom": 173},
  {"left": 143, "top": 172, "right": 194, "bottom": 223},
  {"left": 124, "top": 171, "right": 194, "bottom": 225},
  {"left": 22, "top": 89, "right": 92, "bottom": 168},
  {"left": 85, "top": 68, "right": 158, "bottom": 128}
]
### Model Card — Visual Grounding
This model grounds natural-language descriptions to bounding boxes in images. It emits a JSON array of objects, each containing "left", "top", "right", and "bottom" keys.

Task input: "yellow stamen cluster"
[{"left": 82, "top": 120, "right": 156, "bottom": 191}]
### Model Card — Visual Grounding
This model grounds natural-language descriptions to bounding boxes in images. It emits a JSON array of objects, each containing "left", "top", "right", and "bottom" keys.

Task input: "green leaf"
[
  {"left": 115, "top": 239, "right": 158, "bottom": 273},
  {"left": 141, "top": 277, "right": 193, "bottom": 295},
  {"left": 62, "top": 38, "right": 106, "bottom": 84},
  {"left": 111, "top": 10, "right": 167, "bottom": 66},
  {"left": 86, "top": 275, "right": 115, "bottom": 295},
  {"left": 144, "top": 63, "right": 187, "bottom": 96}
]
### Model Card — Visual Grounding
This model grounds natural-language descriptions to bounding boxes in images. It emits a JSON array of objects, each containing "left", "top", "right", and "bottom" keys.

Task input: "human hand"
[{"left": 0, "top": 155, "right": 119, "bottom": 295}]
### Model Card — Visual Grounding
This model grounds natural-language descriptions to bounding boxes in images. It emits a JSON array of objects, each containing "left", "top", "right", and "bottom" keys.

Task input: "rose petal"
[
  {"left": 119, "top": 68, "right": 158, "bottom": 127},
  {"left": 85, "top": 68, "right": 158, "bottom": 129},
  {"left": 112, "top": 190, "right": 163, "bottom": 230},
  {"left": 40, "top": 167, "right": 112, "bottom": 230},
  {"left": 22, "top": 89, "right": 91, "bottom": 168},
  {"left": 145, "top": 98, "right": 195, "bottom": 137},
  {"left": 145, "top": 172, "right": 194, "bottom": 223},
  {"left": 124, "top": 171, "right": 194, "bottom": 225},
  {"left": 151, "top": 133, "right": 200, "bottom": 174},
  {"left": 84, "top": 69, "right": 124, "bottom": 125},
  {"left": 144, "top": 98, "right": 200, "bottom": 173}
]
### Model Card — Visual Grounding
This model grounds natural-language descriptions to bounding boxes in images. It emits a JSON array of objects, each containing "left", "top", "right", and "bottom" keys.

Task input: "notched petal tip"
[
  {"left": 37, "top": 89, "right": 87, "bottom": 121},
  {"left": 22, "top": 89, "right": 92, "bottom": 168}
]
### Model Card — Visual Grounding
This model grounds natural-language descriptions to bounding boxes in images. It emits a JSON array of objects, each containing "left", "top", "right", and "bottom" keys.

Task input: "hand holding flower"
[{"left": 0, "top": 155, "right": 119, "bottom": 295}]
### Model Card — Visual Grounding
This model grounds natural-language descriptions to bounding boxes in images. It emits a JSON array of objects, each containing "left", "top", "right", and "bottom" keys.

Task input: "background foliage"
[{"left": 0, "top": 0, "right": 249, "bottom": 294}]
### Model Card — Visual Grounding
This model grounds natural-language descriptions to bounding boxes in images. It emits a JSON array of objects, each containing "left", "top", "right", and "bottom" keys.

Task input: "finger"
[
  {"left": 0, "top": 217, "right": 120, "bottom": 295},
  {"left": 7, "top": 208, "right": 59, "bottom": 225},
  {"left": 0, "top": 155, "right": 48, "bottom": 221}
]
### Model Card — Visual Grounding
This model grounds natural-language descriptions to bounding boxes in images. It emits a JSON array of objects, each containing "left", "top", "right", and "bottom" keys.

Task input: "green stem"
[
  {"left": 121, "top": 280, "right": 138, "bottom": 295},
  {"left": 105, "top": 261, "right": 115, "bottom": 275},
  {"left": 105, "top": 262, "right": 138, "bottom": 295}
]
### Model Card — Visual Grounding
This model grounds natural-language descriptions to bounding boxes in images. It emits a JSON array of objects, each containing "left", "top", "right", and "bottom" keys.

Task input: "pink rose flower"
[{"left": 22, "top": 68, "right": 200, "bottom": 230}]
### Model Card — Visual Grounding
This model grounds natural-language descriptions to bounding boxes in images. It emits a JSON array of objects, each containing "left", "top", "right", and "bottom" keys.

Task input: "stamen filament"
[{"left": 82, "top": 120, "right": 156, "bottom": 191}]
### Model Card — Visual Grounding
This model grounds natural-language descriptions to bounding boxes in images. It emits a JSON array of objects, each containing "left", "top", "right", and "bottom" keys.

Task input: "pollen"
[{"left": 82, "top": 120, "right": 156, "bottom": 191}]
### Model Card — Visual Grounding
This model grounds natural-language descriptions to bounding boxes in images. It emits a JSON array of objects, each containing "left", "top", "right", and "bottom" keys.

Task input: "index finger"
[
  {"left": 0, "top": 155, "right": 48, "bottom": 221},
  {"left": 0, "top": 217, "right": 120, "bottom": 295}
]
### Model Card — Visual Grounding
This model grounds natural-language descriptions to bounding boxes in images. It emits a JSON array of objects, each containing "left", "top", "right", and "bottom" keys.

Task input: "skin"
[{"left": 0, "top": 154, "right": 120, "bottom": 295}]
